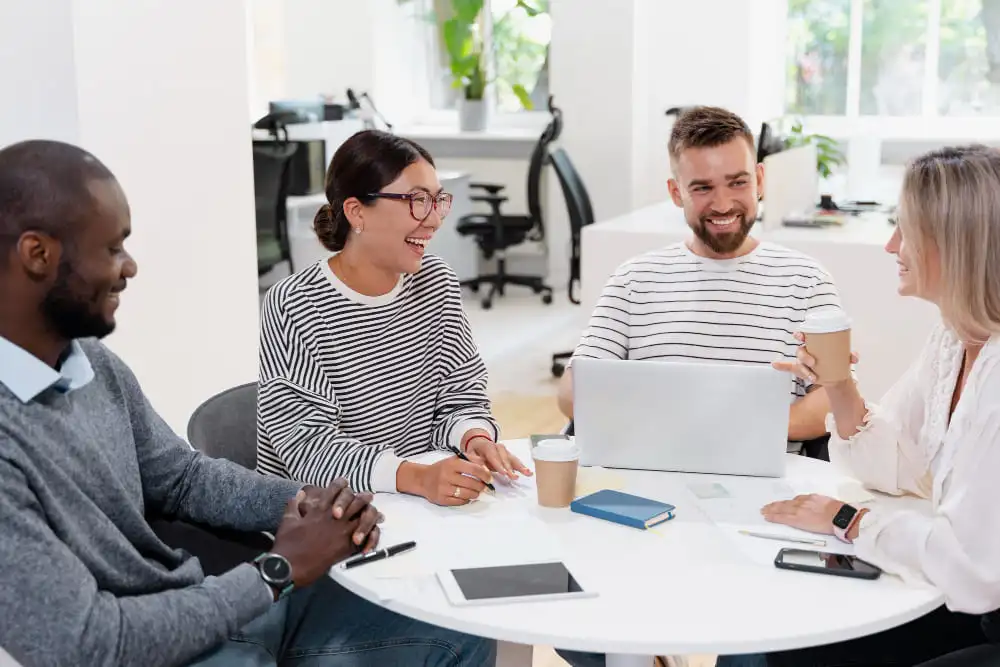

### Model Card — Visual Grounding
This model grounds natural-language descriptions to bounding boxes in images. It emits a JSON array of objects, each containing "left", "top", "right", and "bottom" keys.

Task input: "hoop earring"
[{"left": 353, "top": 226, "right": 362, "bottom": 234}]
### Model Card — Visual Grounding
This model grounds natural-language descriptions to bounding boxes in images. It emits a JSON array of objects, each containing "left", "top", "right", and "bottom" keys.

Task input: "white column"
[{"left": 0, "top": 0, "right": 261, "bottom": 436}]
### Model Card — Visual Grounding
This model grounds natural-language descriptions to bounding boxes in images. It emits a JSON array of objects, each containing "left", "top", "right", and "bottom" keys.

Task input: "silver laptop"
[{"left": 572, "top": 358, "right": 792, "bottom": 477}]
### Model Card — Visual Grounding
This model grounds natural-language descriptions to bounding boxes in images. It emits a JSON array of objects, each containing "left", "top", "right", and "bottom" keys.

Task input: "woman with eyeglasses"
[{"left": 256, "top": 130, "right": 531, "bottom": 507}]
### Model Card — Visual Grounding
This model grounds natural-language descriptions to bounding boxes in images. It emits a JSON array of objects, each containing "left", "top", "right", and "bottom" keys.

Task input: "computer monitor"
[
  {"left": 756, "top": 122, "right": 787, "bottom": 164},
  {"left": 268, "top": 99, "right": 325, "bottom": 124}
]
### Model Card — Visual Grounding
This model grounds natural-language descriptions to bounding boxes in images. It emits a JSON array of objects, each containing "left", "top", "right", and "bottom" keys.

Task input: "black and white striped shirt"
[
  {"left": 257, "top": 255, "right": 497, "bottom": 493},
  {"left": 573, "top": 241, "right": 842, "bottom": 403}
]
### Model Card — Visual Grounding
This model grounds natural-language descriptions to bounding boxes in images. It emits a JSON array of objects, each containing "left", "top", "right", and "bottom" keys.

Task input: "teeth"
[
  {"left": 405, "top": 237, "right": 428, "bottom": 247},
  {"left": 707, "top": 216, "right": 738, "bottom": 226}
]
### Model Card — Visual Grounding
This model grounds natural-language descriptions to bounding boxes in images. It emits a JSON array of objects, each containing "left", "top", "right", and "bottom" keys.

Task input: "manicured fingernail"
[{"left": 295, "top": 490, "right": 305, "bottom": 501}]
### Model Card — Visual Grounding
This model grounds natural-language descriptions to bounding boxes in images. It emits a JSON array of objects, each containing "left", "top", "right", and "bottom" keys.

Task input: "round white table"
[{"left": 330, "top": 440, "right": 942, "bottom": 666}]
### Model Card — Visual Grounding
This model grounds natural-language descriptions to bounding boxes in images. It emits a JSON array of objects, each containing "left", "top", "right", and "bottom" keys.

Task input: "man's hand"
[
  {"left": 271, "top": 479, "right": 383, "bottom": 589},
  {"left": 465, "top": 436, "right": 533, "bottom": 482},
  {"left": 760, "top": 494, "right": 843, "bottom": 535}
]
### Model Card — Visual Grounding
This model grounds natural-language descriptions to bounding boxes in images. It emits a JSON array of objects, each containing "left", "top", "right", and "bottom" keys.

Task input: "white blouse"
[{"left": 830, "top": 322, "right": 1000, "bottom": 614}]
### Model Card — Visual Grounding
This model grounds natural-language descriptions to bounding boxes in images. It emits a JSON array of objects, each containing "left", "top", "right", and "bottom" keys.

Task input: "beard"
[
  {"left": 692, "top": 206, "right": 756, "bottom": 255},
  {"left": 40, "top": 259, "right": 115, "bottom": 341}
]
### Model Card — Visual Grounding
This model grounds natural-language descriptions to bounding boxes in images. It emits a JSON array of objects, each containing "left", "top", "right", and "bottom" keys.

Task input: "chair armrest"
[
  {"left": 470, "top": 182, "right": 506, "bottom": 194},
  {"left": 471, "top": 194, "right": 509, "bottom": 204}
]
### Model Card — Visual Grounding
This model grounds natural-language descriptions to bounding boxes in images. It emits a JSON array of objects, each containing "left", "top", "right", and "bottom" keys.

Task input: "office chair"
[
  {"left": 547, "top": 147, "right": 596, "bottom": 378},
  {"left": 253, "top": 141, "right": 298, "bottom": 277},
  {"left": 148, "top": 382, "right": 272, "bottom": 577},
  {"left": 456, "top": 97, "right": 561, "bottom": 309}
]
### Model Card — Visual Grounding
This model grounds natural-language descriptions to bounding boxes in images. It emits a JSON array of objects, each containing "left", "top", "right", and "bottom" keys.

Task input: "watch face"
[
  {"left": 833, "top": 504, "right": 858, "bottom": 529},
  {"left": 261, "top": 555, "right": 291, "bottom": 583}
]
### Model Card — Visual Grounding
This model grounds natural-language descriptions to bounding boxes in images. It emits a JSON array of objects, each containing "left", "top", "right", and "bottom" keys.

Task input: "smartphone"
[{"left": 774, "top": 548, "right": 882, "bottom": 580}]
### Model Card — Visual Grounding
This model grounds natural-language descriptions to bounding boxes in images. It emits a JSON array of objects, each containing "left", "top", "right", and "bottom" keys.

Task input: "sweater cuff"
[
  {"left": 450, "top": 418, "right": 497, "bottom": 452},
  {"left": 371, "top": 450, "right": 404, "bottom": 493}
]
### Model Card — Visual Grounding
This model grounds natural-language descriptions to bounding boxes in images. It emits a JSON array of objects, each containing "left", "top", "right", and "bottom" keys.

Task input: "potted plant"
[
  {"left": 781, "top": 117, "right": 846, "bottom": 179},
  {"left": 441, "top": 0, "right": 537, "bottom": 130}
]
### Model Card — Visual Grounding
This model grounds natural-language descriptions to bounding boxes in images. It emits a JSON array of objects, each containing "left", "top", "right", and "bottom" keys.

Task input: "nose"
[
  {"left": 709, "top": 190, "right": 735, "bottom": 214},
  {"left": 884, "top": 225, "right": 901, "bottom": 255},
  {"left": 122, "top": 251, "right": 138, "bottom": 279},
  {"left": 423, "top": 209, "right": 443, "bottom": 230}
]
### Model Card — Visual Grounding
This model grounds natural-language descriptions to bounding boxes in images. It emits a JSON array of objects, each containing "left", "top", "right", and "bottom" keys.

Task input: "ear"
[
  {"left": 16, "top": 231, "right": 62, "bottom": 281},
  {"left": 667, "top": 178, "right": 684, "bottom": 208},
  {"left": 342, "top": 197, "right": 365, "bottom": 233},
  {"left": 755, "top": 162, "right": 765, "bottom": 201}
]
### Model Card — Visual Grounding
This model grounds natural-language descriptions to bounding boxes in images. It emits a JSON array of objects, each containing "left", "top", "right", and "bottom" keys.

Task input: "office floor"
[{"left": 463, "top": 290, "right": 716, "bottom": 667}]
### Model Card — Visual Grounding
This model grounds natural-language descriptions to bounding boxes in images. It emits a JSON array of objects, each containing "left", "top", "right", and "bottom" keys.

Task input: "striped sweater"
[
  {"left": 257, "top": 255, "right": 498, "bottom": 493},
  {"left": 573, "top": 241, "right": 843, "bottom": 403}
]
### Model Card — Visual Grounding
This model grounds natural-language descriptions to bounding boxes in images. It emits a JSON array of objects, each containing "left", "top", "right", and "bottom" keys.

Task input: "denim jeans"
[{"left": 188, "top": 577, "right": 496, "bottom": 666}]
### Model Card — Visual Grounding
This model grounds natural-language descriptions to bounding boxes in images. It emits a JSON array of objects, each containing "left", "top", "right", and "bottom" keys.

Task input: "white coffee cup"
[
  {"left": 531, "top": 439, "right": 580, "bottom": 508},
  {"left": 800, "top": 308, "right": 852, "bottom": 383}
]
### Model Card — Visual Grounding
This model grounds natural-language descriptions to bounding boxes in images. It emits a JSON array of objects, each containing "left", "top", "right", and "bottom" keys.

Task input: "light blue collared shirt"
[{"left": 0, "top": 336, "right": 95, "bottom": 403}]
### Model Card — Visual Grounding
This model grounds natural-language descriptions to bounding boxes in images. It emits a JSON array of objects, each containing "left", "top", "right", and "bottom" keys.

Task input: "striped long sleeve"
[{"left": 256, "top": 256, "right": 498, "bottom": 493}]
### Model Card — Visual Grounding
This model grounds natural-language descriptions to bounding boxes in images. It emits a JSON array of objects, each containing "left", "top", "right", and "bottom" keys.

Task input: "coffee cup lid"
[
  {"left": 532, "top": 438, "right": 580, "bottom": 462},
  {"left": 800, "top": 308, "right": 851, "bottom": 334}
]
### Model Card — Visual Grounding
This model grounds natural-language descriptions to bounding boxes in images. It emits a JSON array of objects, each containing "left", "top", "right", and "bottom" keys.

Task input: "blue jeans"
[
  {"left": 188, "top": 577, "right": 496, "bottom": 666},
  {"left": 556, "top": 649, "right": 767, "bottom": 666}
]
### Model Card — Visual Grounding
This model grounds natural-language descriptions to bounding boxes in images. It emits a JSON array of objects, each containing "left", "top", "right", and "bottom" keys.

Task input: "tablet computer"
[{"left": 437, "top": 561, "right": 597, "bottom": 606}]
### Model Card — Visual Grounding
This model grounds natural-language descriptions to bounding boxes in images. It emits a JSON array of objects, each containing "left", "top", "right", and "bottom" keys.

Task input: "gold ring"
[{"left": 453, "top": 486, "right": 461, "bottom": 498}]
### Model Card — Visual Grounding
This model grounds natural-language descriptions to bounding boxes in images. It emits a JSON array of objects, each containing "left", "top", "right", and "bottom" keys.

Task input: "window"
[
  {"left": 408, "top": 0, "right": 551, "bottom": 121},
  {"left": 787, "top": 0, "right": 1000, "bottom": 118}
]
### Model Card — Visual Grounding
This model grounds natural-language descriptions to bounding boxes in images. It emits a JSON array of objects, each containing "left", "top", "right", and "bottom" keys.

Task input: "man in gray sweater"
[{"left": 0, "top": 140, "right": 495, "bottom": 667}]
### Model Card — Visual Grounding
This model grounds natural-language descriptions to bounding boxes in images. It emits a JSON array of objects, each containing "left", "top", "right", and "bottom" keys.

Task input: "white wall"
[
  {"left": 0, "top": 1, "right": 80, "bottom": 146},
  {"left": 1, "top": 0, "right": 261, "bottom": 436}
]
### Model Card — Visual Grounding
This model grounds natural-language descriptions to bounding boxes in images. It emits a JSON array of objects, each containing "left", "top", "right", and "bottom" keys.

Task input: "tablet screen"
[{"left": 451, "top": 561, "right": 584, "bottom": 601}]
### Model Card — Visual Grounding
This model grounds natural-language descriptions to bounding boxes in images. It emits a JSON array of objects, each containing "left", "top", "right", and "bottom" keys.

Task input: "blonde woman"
[{"left": 753, "top": 145, "right": 1000, "bottom": 665}]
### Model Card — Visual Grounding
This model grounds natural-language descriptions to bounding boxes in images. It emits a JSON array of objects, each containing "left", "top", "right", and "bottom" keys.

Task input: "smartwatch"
[
  {"left": 252, "top": 553, "right": 294, "bottom": 601},
  {"left": 832, "top": 504, "right": 859, "bottom": 543}
]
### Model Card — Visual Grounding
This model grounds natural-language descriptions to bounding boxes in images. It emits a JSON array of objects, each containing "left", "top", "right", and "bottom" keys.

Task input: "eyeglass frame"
[{"left": 364, "top": 191, "right": 453, "bottom": 222}]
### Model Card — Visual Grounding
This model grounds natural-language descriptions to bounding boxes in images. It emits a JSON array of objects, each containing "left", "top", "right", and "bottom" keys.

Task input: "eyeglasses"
[{"left": 366, "top": 191, "right": 453, "bottom": 221}]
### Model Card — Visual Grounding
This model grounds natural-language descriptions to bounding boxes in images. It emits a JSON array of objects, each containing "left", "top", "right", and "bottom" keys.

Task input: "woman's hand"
[
  {"left": 772, "top": 332, "right": 859, "bottom": 386},
  {"left": 398, "top": 459, "right": 494, "bottom": 506},
  {"left": 760, "top": 494, "right": 845, "bottom": 535},
  {"left": 465, "top": 436, "right": 533, "bottom": 482}
]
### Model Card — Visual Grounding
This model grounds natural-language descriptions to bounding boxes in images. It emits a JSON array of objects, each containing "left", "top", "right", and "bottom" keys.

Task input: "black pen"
[
  {"left": 447, "top": 445, "right": 496, "bottom": 493},
  {"left": 342, "top": 541, "right": 417, "bottom": 570}
]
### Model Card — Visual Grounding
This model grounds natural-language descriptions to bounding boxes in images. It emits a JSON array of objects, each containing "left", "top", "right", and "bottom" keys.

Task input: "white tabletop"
[{"left": 330, "top": 440, "right": 942, "bottom": 658}]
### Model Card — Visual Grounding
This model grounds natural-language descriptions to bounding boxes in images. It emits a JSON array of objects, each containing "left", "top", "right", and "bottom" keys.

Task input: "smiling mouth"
[
  {"left": 705, "top": 214, "right": 740, "bottom": 229},
  {"left": 405, "top": 236, "right": 429, "bottom": 252}
]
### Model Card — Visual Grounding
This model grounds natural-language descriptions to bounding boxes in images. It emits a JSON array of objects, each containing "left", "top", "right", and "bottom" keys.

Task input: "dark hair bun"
[{"left": 314, "top": 202, "right": 349, "bottom": 252}]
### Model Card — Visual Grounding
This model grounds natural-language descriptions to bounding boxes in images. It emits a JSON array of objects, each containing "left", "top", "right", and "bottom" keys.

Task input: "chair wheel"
[
  {"left": 468, "top": 283, "right": 479, "bottom": 293},
  {"left": 551, "top": 363, "right": 565, "bottom": 378},
  {"left": 481, "top": 299, "right": 492, "bottom": 310},
  {"left": 541, "top": 292, "right": 553, "bottom": 305}
]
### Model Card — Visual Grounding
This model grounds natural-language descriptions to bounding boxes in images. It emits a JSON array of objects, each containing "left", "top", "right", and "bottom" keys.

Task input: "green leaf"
[
  {"left": 516, "top": 0, "right": 542, "bottom": 16},
  {"left": 511, "top": 83, "right": 533, "bottom": 109},
  {"left": 451, "top": 0, "right": 484, "bottom": 23}
]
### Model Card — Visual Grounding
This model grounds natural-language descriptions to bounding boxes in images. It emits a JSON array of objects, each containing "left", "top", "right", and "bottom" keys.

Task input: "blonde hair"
[{"left": 899, "top": 145, "right": 1000, "bottom": 343}]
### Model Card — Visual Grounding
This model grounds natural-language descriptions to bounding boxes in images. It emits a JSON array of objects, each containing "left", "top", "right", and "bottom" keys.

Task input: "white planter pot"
[{"left": 459, "top": 98, "right": 488, "bottom": 132}]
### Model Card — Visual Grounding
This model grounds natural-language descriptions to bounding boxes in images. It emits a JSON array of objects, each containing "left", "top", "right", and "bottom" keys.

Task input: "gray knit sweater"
[{"left": 0, "top": 340, "right": 302, "bottom": 667}]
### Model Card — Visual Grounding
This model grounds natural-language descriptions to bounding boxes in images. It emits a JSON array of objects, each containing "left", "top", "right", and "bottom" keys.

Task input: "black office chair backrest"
[
  {"left": 525, "top": 96, "right": 564, "bottom": 239},
  {"left": 252, "top": 142, "right": 298, "bottom": 271},
  {"left": 548, "top": 148, "right": 595, "bottom": 304},
  {"left": 187, "top": 382, "right": 259, "bottom": 469}
]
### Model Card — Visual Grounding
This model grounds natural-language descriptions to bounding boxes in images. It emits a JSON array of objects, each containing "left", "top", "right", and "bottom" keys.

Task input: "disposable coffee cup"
[
  {"left": 800, "top": 308, "right": 852, "bottom": 384},
  {"left": 532, "top": 438, "right": 580, "bottom": 508}
]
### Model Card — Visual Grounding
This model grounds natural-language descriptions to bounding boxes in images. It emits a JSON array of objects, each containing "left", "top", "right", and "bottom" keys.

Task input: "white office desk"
[
  {"left": 580, "top": 203, "right": 940, "bottom": 401},
  {"left": 330, "top": 439, "right": 941, "bottom": 666}
]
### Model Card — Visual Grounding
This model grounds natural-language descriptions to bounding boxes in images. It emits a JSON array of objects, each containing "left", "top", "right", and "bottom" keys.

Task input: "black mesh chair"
[
  {"left": 456, "top": 97, "right": 561, "bottom": 309},
  {"left": 547, "top": 147, "right": 596, "bottom": 377},
  {"left": 148, "top": 382, "right": 271, "bottom": 577},
  {"left": 253, "top": 141, "right": 298, "bottom": 277}
]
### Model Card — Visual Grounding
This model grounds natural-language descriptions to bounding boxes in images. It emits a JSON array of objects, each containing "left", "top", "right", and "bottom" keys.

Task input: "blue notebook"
[{"left": 570, "top": 490, "right": 676, "bottom": 530}]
